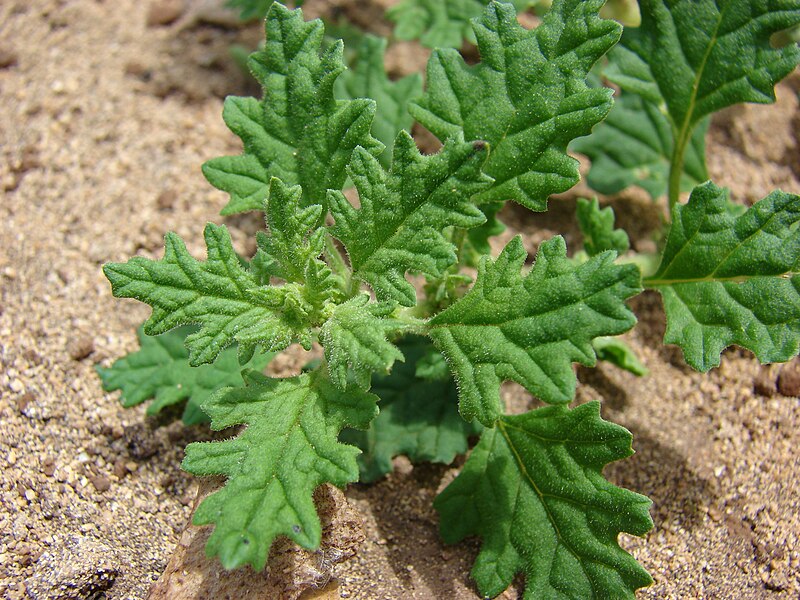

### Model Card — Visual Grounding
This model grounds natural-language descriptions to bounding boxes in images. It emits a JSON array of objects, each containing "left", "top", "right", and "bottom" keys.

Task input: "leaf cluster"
[{"left": 99, "top": 1, "right": 800, "bottom": 598}]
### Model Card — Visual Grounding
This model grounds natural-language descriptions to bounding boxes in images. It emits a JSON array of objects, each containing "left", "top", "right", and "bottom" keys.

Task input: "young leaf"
[
  {"left": 571, "top": 93, "right": 709, "bottom": 199},
  {"left": 605, "top": 0, "right": 800, "bottom": 205},
  {"left": 103, "top": 224, "right": 314, "bottom": 366},
  {"left": 410, "top": 0, "right": 621, "bottom": 210},
  {"left": 335, "top": 35, "right": 423, "bottom": 168},
  {"left": 429, "top": 236, "right": 640, "bottom": 426},
  {"left": 319, "top": 294, "right": 405, "bottom": 390},
  {"left": 435, "top": 401, "right": 653, "bottom": 599},
  {"left": 328, "top": 132, "right": 492, "bottom": 306},
  {"left": 226, "top": 0, "right": 272, "bottom": 21},
  {"left": 645, "top": 182, "right": 800, "bottom": 371},
  {"left": 202, "top": 3, "right": 383, "bottom": 215},
  {"left": 340, "top": 336, "right": 480, "bottom": 482},
  {"left": 182, "top": 370, "right": 377, "bottom": 571},
  {"left": 576, "top": 197, "right": 629, "bottom": 257},
  {"left": 96, "top": 326, "right": 272, "bottom": 425},
  {"left": 592, "top": 336, "right": 648, "bottom": 376}
]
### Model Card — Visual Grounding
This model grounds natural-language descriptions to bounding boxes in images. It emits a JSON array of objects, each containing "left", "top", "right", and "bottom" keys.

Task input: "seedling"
[{"left": 99, "top": 1, "right": 800, "bottom": 597}]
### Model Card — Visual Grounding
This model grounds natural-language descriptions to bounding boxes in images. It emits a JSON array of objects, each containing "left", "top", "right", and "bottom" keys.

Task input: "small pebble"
[
  {"left": 90, "top": 475, "right": 111, "bottom": 493},
  {"left": 777, "top": 362, "right": 800, "bottom": 396},
  {"left": 0, "top": 47, "right": 18, "bottom": 69},
  {"left": 68, "top": 336, "right": 94, "bottom": 360},
  {"left": 146, "top": 0, "right": 184, "bottom": 26}
]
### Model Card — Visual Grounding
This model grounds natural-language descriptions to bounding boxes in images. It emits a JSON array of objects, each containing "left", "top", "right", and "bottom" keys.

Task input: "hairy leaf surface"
[
  {"left": 96, "top": 326, "right": 273, "bottom": 424},
  {"left": 335, "top": 35, "right": 422, "bottom": 168},
  {"left": 103, "top": 224, "right": 314, "bottom": 365},
  {"left": 576, "top": 197, "right": 629, "bottom": 257},
  {"left": 571, "top": 93, "right": 709, "bottom": 199},
  {"left": 183, "top": 370, "right": 377, "bottom": 570},
  {"left": 435, "top": 401, "right": 653, "bottom": 599},
  {"left": 319, "top": 294, "right": 405, "bottom": 389},
  {"left": 429, "top": 236, "right": 641, "bottom": 425},
  {"left": 203, "top": 3, "right": 382, "bottom": 214},
  {"left": 605, "top": 0, "right": 800, "bottom": 195},
  {"left": 329, "top": 132, "right": 492, "bottom": 306},
  {"left": 410, "top": 0, "right": 621, "bottom": 210},
  {"left": 645, "top": 182, "right": 800, "bottom": 371},
  {"left": 340, "top": 337, "right": 479, "bottom": 482}
]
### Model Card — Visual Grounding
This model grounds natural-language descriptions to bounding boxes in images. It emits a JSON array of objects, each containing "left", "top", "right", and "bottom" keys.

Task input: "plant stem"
[
  {"left": 667, "top": 131, "right": 686, "bottom": 216},
  {"left": 323, "top": 234, "right": 354, "bottom": 295}
]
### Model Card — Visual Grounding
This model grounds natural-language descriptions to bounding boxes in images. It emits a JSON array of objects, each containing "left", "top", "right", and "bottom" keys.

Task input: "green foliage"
[
  {"left": 100, "top": 1, "right": 800, "bottom": 596},
  {"left": 645, "top": 182, "right": 800, "bottom": 371},
  {"left": 429, "top": 236, "right": 640, "bottom": 425},
  {"left": 410, "top": 0, "right": 621, "bottom": 211},
  {"left": 183, "top": 370, "right": 377, "bottom": 570},
  {"left": 576, "top": 197, "right": 629, "bottom": 257},
  {"left": 227, "top": 0, "right": 273, "bottom": 20},
  {"left": 335, "top": 35, "right": 423, "bottom": 168},
  {"left": 435, "top": 401, "right": 653, "bottom": 599},
  {"left": 340, "top": 337, "right": 480, "bottom": 482},
  {"left": 580, "top": 0, "right": 800, "bottom": 206},
  {"left": 96, "top": 326, "right": 273, "bottom": 424},
  {"left": 328, "top": 132, "right": 492, "bottom": 306},
  {"left": 572, "top": 93, "right": 709, "bottom": 199},
  {"left": 203, "top": 3, "right": 382, "bottom": 215}
]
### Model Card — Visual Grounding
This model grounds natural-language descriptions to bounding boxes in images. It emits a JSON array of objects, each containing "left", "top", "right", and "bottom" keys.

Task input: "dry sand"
[{"left": 1, "top": 1, "right": 799, "bottom": 598}]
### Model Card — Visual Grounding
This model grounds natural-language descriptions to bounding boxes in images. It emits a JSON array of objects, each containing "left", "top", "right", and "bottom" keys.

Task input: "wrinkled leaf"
[
  {"left": 183, "top": 370, "right": 377, "bottom": 570},
  {"left": 436, "top": 401, "right": 653, "bottom": 599},
  {"left": 645, "top": 181, "right": 800, "bottom": 371},
  {"left": 429, "top": 236, "right": 641, "bottom": 425}
]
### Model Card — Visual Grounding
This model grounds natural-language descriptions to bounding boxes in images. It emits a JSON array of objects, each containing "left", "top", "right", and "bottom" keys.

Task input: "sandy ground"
[{"left": 1, "top": 1, "right": 800, "bottom": 598}]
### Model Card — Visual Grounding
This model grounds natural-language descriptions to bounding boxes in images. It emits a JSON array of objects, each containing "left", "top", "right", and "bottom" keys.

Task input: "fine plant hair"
[{"left": 99, "top": 1, "right": 800, "bottom": 597}]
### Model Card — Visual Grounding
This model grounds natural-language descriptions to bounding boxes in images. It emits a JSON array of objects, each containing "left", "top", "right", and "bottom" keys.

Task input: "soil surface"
[{"left": 2, "top": 1, "right": 800, "bottom": 599}]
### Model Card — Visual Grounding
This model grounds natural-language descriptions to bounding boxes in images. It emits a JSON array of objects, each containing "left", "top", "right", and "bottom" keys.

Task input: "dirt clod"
[
  {"left": 777, "top": 361, "right": 800, "bottom": 396},
  {"left": 0, "top": 47, "right": 18, "bottom": 69}
]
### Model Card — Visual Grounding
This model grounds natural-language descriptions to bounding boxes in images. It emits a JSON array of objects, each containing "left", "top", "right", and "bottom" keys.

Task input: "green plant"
[{"left": 99, "top": 1, "right": 800, "bottom": 597}]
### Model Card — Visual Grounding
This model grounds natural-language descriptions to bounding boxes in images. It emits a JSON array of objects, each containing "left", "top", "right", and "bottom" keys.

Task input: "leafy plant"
[{"left": 99, "top": 1, "right": 800, "bottom": 598}]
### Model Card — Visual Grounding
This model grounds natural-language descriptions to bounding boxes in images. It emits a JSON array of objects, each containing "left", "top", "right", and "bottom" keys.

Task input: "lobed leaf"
[
  {"left": 576, "top": 197, "right": 630, "bottom": 257},
  {"left": 645, "top": 182, "right": 800, "bottom": 371},
  {"left": 103, "top": 224, "right": 313, "bottom": 365},
  {"left": 410, "top": 0, "right": 621, "bottom": 210},
  {"left": 334, "top": 35, "right": 423, "bottom": 168},
  {"left": 435, "top": 401, "right": 653, "bottom": 599},
  {"left": 329, "top": 132, "right": 492, "bottom": 306},
  {"left": 429, "top": 236, "right": 641, "bottom": 426},
  {"left": 571, "top": 92, "right": 709, "bottom": 199},
  {"left": 203, "top": 3, "right": 382, "bottom": 215},
  {"left": 319, "top": 294, "right": 406, "bottom": 390},
  {"left": 183, "top": 370, "right": 377, "bottom": 571},
  {"left": 607, "top": 0, "right": 800, "bottom": 138},
  {"left": 96, "top": 326, "right": 272, "bottom": 425},
  {"left": 340, "top": 336, "right": 480, "bottom": 482}
]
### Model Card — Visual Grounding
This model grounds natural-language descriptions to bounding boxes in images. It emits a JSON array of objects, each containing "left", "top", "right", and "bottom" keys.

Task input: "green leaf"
[
  {"left": 429, "top": 236, "right": 641, "bottom": 425},
  {"left": 335, "top": 35, "right": 423, "bottom": 168},
  {"left": 329, "top": 132, "right": 492, "bottom": 306},
  {"left": 340, "top": 336, "right": 480, "bottom": 482},
  {"left": 319, "top": 294, "right": 406, "bottom": 390},
  {"left": 576, "top": 197, "right": 629, "bottom": 257},
  {"left": 388, "top": 0, "right": 533, "bottom": 48},
  {"left": 410, "top": 0, "right": 621, "bottom": 210},
  {"left": 183, "top": 369, "right": 377, "bottom": 571},
  {"left": 571, "top": 93, "right": 709, "bottom": 199},
  {"left": 605, "top": 0, "right": 800, "bottom": 205},
  {"left": 103, "top": 223, "right": 313, "bottom": 366},
  {"left": 592, "top": 336, "right": 648, "bottom": 376},
  {"left": 96, "top": 326, "right": 272, "bottom": 425},
  {"left": 435, "top": 401, "right": 653, "bottom": 599},
  {"left": 202, "top": 3, "right": 382, "bottom": 215},
  {"left": 465, "top": 201, "right": 506, "bottom": 266},
  {"left": 608, "top": 0, "right": 800, "bottom": 139},
  {"left": 645, "top": 181, "right": 800, "bottom": 371}
]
